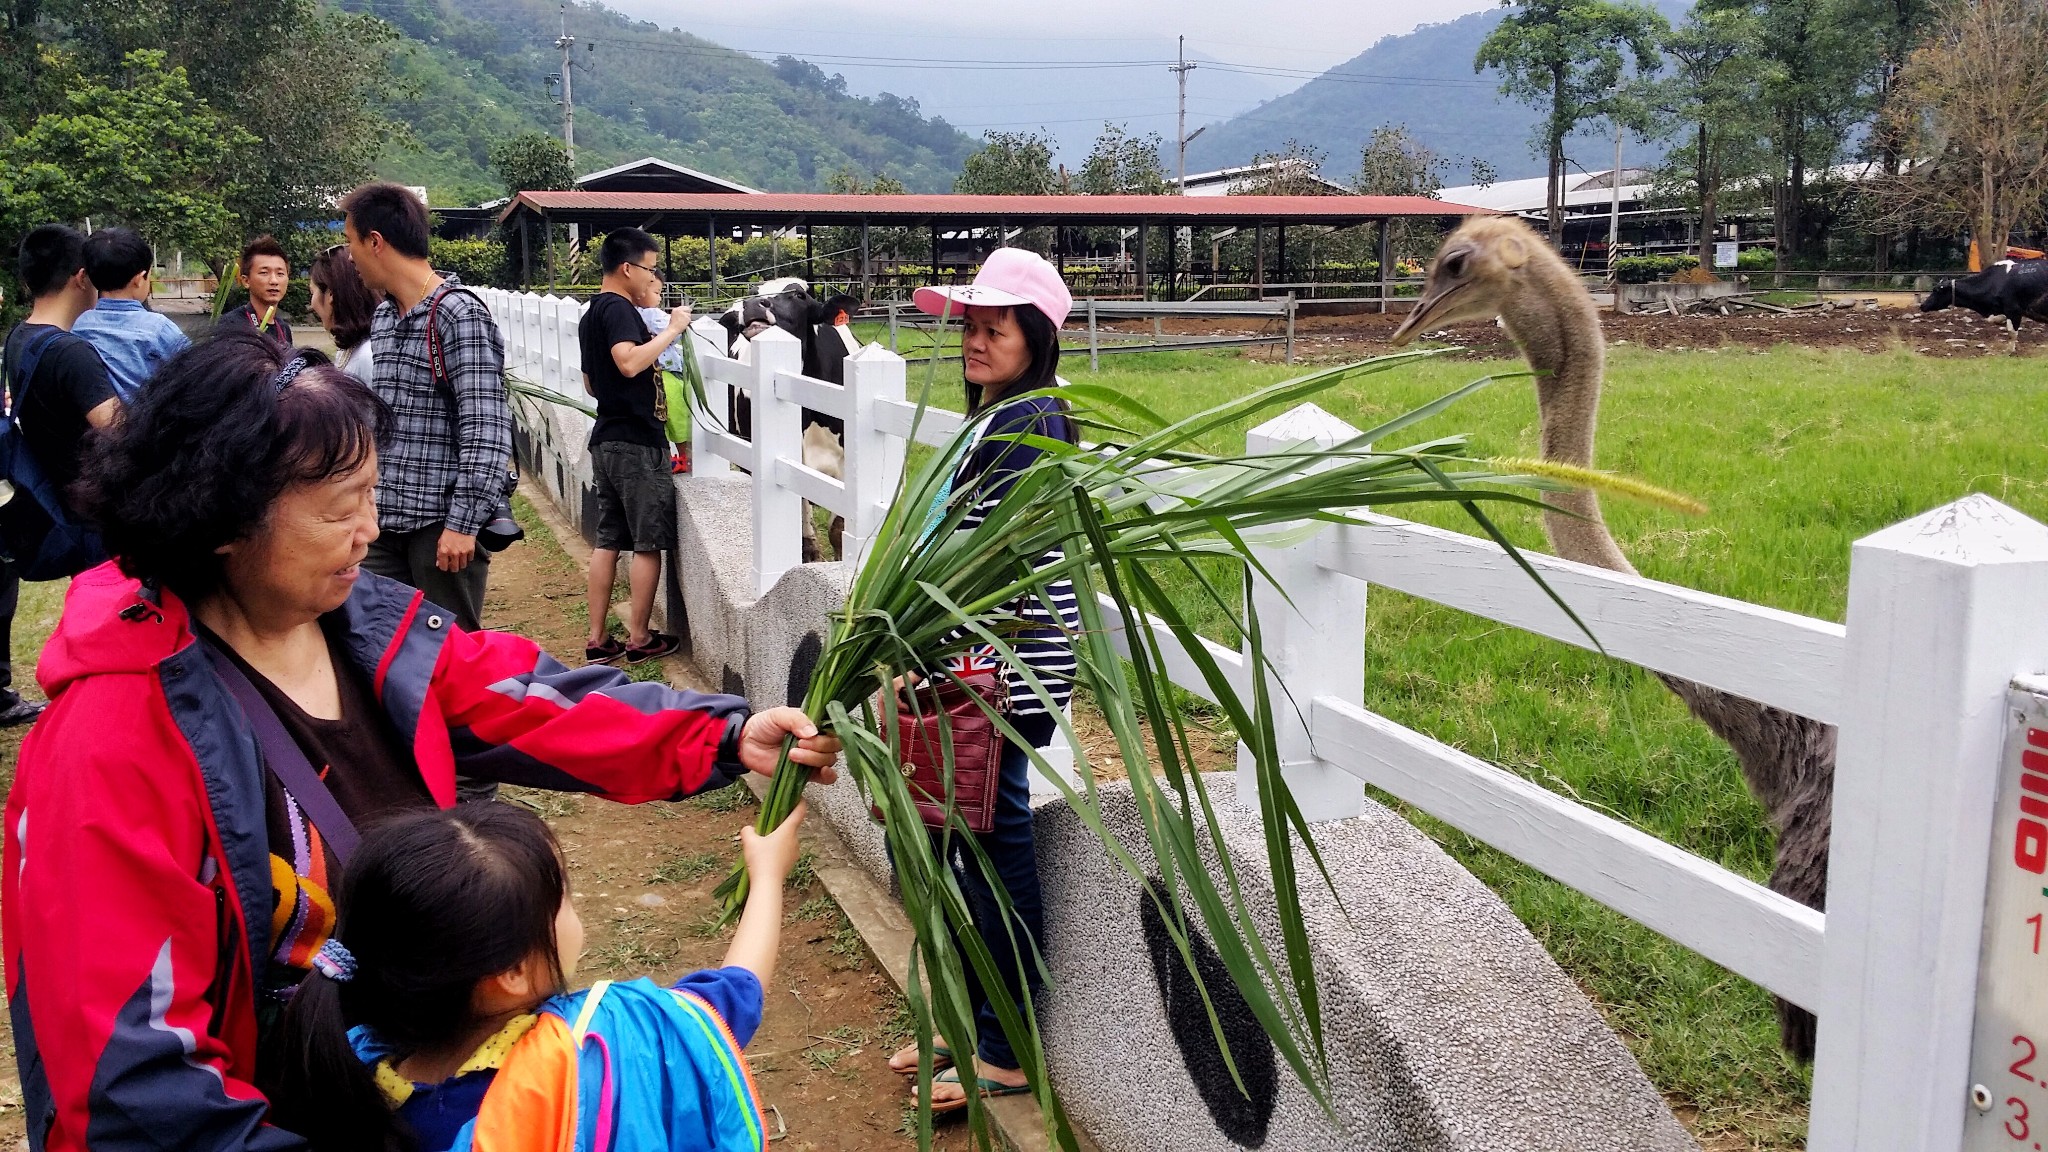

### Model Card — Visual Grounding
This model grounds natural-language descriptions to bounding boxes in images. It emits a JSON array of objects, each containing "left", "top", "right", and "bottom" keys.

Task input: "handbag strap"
[{"left": 200, "top": 641, "right": 362, "bottom": 865}]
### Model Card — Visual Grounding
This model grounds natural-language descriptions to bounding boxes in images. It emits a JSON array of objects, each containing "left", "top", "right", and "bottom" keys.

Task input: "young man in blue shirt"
[{"left": 73, "top": 227, "right": 191, "bottom": 400}]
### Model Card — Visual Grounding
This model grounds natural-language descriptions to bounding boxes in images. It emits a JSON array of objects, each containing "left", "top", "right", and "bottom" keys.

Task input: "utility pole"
[
  {"left": 1171, "top": 35, "right": 1197, "bottom": 194},
  {"left": 1608, "top": 117, "right": 1623, "bottom": 283},
  {"left": 555, "top": 5, "right": 576, "bottom": 165}
]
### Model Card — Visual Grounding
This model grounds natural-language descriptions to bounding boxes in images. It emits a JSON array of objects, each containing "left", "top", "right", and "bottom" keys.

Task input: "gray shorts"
[{"left": 591, "top": 441, "right": 677, "bottom": 553}]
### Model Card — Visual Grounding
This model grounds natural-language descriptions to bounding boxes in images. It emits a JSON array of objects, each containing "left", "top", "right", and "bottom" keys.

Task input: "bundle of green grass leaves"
[{"left": 706, "top": 348, "right": 1684, "bottom": 1149}]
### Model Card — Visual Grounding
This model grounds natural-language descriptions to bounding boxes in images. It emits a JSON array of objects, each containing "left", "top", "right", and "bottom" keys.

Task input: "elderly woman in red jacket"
[{"left": 1, "top": 331, "right": 839, "bottom": 1152}]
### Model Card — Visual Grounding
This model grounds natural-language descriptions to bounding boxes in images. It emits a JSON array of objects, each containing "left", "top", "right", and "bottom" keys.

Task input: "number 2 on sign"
[{"left": 2012, "top": 1035, "right": 2037, "bottom": 1084}]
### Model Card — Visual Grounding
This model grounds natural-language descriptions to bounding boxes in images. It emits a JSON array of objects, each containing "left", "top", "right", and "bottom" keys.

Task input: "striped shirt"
[
  {"left": 368, "top": 275, "right": 511, "bottom": 535},
  {"left": 945, "top": 391, "right": 1081, "bottom": 716}
]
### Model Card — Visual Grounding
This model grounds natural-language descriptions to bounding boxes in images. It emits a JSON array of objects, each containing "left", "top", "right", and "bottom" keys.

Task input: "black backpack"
[{"left": 0, "top": 328, "right": 106, "bottom": 580}]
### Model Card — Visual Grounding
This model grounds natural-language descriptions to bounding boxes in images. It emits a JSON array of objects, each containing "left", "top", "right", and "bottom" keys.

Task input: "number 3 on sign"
[{"left": 2008, "top": 1096, "right": 2031, "bottom": 1141}]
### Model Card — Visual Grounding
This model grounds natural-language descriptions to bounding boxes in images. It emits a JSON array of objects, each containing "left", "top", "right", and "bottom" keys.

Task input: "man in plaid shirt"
[{"left": 342, "top": 182, "right": 511, "bottom": 635}]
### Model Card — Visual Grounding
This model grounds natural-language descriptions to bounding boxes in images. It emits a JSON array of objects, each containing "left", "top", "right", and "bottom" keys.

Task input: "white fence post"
[
  {"left": 685, "top": 318, "right": 734, "bottom": 477},
  {"left": 557, "top": 297, "right": 584, "bottom": 396},
  {"left": 539, "top": 296, "right": 564, "bottom": 395},
  {"left": 1810, "top": 495, "right": 2048, "bottom": 1152},
  {"left": 522, "top": 295, "right": 543, "bottom": 383},
  {"left": 748, "top": 326, "right": 806, "bottom": 596},
  {"left": 1236, "top": 402, "right": 1367, "bottom": 822},
  {"left": 838, "top": 342, "right": 907, "bottom": 569}
]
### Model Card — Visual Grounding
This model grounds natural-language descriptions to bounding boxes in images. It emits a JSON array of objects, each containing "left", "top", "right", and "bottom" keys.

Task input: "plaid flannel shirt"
[{"left": 368, "top": 274, "right": 511, "bottom": 536}]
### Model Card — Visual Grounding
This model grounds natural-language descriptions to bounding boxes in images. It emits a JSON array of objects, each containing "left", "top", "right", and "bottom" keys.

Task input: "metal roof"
[
  {"left": 574, "top": 156, "right": 761, "bottom": 196},
  {"left": 496, "top": 191, "right": 1489, "bottom": 230}
]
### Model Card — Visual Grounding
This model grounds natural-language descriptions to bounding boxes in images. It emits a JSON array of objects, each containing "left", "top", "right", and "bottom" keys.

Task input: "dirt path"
[{"left": 0, "top": 500, "right": 944, "bottom": 1150}]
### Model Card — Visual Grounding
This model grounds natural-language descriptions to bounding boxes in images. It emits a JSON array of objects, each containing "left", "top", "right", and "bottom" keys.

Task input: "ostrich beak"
[{"left": 1389, "top": 280, "right": 1468, "bottom": 347}]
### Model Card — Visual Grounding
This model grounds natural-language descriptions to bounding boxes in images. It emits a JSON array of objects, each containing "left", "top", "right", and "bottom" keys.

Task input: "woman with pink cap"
[{"left": 885, "top": 248, "right": 1081, "bottom": 1112}]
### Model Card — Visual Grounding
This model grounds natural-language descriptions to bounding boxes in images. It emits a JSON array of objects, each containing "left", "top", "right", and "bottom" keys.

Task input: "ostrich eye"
[{"left": 1443, "top": 251, "right": 1469, "bottom": 278}]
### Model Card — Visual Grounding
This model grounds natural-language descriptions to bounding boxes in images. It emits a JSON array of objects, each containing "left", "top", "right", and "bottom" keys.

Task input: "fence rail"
[{"left": 481, "top": 287, "right": 2048, "bottom": 1152}]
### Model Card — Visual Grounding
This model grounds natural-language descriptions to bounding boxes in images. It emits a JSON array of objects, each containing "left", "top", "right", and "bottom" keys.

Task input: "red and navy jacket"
[{"left": 2, "top": 563, "right": 751, "bottom": 1152}]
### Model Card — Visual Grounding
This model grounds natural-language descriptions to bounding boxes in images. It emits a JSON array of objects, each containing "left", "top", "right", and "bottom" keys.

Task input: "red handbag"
[{"left": 873, "top": 671, "right": 1009, "bottom": 833}]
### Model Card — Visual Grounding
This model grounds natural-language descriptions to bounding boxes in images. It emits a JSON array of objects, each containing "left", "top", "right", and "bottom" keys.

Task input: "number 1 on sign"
[{"left": 2032, "top": 913, "right": 2044, "bottom": 955}]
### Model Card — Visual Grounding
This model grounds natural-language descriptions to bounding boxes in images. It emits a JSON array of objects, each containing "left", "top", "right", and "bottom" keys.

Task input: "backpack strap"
[
  {"left": 568, "top": 979, "right": 612, "bottom": 1044},
  {"left": 5, "top": 327, "right": 67, "bottom": 419},
  {"left": 422, "top": 280, "right": 487, "bottom": 390},
  {"left": 200, "top": 641, "right": 362, "bottom": 865}
]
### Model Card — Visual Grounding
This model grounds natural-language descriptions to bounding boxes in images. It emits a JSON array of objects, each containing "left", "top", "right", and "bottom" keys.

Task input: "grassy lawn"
[{"left": 1051, "top": 341, "right": 2048, "bottom": 1146}]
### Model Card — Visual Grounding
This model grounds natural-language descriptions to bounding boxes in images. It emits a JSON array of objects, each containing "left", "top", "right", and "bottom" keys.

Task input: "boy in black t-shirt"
[
  {"left": 0, "top": 225, "right": 122, "bottom": 725},
  {"left": 577, "top": 228, "right": 691, "bottom": 666}
]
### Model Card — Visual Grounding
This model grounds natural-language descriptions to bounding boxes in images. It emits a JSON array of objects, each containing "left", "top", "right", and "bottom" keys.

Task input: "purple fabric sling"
[{"left": 201, "top": 641, "right": 362, "bottom": 865}]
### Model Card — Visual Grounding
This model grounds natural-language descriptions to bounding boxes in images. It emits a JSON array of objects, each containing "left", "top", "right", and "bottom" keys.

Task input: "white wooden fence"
[{"left": 481, "top": 288, "right": 2048, "bottom": 1152}]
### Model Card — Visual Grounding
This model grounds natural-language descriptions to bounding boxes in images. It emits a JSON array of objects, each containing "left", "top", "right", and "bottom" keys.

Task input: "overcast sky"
[{"left": 603, "top": 0, "right": 1499, "bottom": 161}]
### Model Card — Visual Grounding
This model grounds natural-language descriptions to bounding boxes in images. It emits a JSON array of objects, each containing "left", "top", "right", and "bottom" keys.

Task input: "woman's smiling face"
[
  {"left": 961, "top": 305, "right": 1030, "bottom": 398},
  {"left": 217, "top": 452, "right": 381, "bottom": 621}
]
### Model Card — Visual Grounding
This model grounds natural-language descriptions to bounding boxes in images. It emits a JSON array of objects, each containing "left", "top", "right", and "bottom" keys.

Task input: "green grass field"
[{"left": 1041, "top": 341, "right": 2048, "bottom": 1145}]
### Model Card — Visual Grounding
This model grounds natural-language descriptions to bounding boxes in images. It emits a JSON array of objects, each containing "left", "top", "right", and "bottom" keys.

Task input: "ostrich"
[{"left": 1389, "top": 215, "right": 1835, "bottom": 1059}]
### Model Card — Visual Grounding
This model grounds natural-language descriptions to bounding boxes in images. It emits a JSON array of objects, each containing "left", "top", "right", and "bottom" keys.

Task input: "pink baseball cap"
[{"left": 913, "top": 247, "right": 1072, "bottom": 328}]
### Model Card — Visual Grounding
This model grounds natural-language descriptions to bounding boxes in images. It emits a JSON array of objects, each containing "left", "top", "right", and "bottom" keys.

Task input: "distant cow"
[
  {"left": 716, "top": 277, "right": 862, "bottom": 440},
  {"left": 1922, "top": 258, "right": 2048, "bottom": 352},
  {"left": 714, "top": 278, "right": 863, "bottom": 560}
]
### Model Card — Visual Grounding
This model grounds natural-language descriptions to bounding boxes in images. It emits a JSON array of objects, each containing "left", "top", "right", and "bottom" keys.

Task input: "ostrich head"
[
  {"left": 1389, "top": 216, "right": 1550, "bottom": 344},
  {"left": 1388, "top": 215, "right": 1633, "bottom": 574}
]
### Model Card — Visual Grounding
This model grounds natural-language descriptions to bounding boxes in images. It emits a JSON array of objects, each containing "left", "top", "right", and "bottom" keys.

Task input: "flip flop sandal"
[
  {"left": 925, "top": 1066, "right": 1030, "bottom": 1115},
  {"left": 585, "top": 636, "right": 627, "bottom": 665},
  {"left": 889, "top": 1043, "right": 952, "bottom": 1077}
]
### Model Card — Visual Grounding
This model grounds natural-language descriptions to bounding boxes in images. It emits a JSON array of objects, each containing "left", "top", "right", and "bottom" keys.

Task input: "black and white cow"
[
  {"left": 1922, "top": 258, "right": 2048, "bottom": 352},
  {"left": 713, "top": 278, "right": 864, "bottom": 559}
]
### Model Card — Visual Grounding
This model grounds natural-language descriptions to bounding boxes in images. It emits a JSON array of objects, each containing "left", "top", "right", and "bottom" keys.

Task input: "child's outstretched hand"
[{"left": 740, "top": 801, "right": 806, "bottom": 887}]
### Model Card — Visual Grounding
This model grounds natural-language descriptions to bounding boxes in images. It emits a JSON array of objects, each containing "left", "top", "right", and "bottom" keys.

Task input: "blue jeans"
[{"left": 932, "top": 711, "right": 1056, "bottom": 1071}]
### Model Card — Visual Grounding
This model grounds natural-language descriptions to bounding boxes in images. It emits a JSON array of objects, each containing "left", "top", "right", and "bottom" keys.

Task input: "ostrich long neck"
[{"left": 1498, "top": 260, "right": 1637, "bottom": 576}]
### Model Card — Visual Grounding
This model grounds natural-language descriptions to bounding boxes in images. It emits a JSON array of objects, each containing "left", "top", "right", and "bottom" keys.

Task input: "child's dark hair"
[
  {"left": 264, "top": 804, "right": 569, "bottom": 1152},
  {"left": 965, "top": 303, "right": 1062, "bottom": 416},
  {"left": 84, "top": 227, "right": 153, "bottom": 292}
]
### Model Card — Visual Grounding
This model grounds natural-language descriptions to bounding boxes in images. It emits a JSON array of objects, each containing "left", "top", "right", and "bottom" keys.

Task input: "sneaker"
[
  {"left": 625, "top": 631, "right": 682, "bottom": 665},
  {"left": 0, "top": 696, "right": 44, "bottom": 727},
  {"left": 585, "top": 635, "right": 627, "bottom": 666}
]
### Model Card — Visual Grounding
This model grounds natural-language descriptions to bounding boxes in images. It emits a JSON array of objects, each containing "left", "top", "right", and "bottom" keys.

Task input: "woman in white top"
[{"left": 309, "top": 244, "right": 378, "bottom": 384}]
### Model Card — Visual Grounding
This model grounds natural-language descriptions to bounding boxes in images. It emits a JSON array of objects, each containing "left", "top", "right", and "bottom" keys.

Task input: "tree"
[
  {"left": 1230, "top": 139, "right": 1334, "bottom": 195},
  {"left": 1354, "top": 126, "right": 1449, "bottom": 197},
  {"left": 1352, "top": 126, "right": 1453, "bottom": 263},
  {"left": 1877, "top": 0, "right": 2048, "bottom": 263},
  {"left": 1648, "top": 5, "right": 1774, "bottom": 272},
  {"left": 1475, "top": 0, "right": 1667, "bottom": 244},
  {"left": 0, "top": 50, "right": 257, "bottom": 257},
  {"left": 1744, "top": 0, "right": 1868, "bottom": 263},
  {"left": 954, "top": 130, "right": 1058, "bottom": 195},
  {"left": 42, "top": 0, "right": 400, "bottom": 242},
  {"left": 490, "top": 131, "right": 576, "bottom": 197},
  {"left": 1075, "top": 123, "right": 1169, "bottom": 196}
]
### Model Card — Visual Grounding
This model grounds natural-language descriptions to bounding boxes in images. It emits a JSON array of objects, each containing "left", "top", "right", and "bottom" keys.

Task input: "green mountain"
[
  {"left": 339, "top": 0, "right": 979, "bottom": 205},
  {"left": 1183, "top": 4, "right": 1682, "bottom": 186}
]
